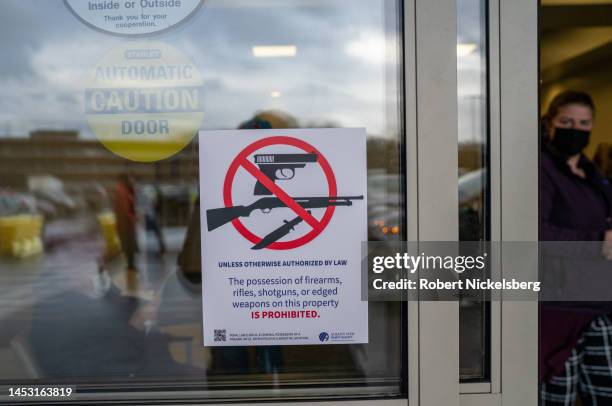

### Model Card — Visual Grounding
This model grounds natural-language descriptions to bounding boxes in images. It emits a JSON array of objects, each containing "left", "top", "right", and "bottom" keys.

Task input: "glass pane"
[
  {"left": 0, "top": 0, "right": 405, "bottom": 401},
  {"left": 457, "top": 0, "right": 490, "bottom": 382}
]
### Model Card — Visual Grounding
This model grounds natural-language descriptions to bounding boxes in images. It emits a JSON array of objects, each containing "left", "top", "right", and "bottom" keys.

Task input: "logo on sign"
[{"left": 319, "top": 332, "right": 330, "bottom": 342}]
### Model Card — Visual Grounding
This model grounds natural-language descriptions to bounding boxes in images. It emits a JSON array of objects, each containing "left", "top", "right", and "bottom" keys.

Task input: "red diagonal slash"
[{"left": 238, "top": 158, "right": 321, "bottom": 229}]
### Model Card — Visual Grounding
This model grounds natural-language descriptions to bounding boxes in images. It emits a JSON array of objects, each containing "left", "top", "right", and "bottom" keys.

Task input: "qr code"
[{"left": 214, "top": 329, "right": 226, "bottom": 342}]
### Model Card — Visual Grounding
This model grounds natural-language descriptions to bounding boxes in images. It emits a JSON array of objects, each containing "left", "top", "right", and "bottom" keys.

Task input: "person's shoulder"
[
  {"left": 540, "top": 148, "right": 567, "bottom": 191},
  {"left": 540, "top": 148, "right": 558, "bottom": 174}
]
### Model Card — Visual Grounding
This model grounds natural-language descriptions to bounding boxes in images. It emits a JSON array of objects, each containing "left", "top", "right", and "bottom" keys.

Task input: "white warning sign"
[{"left": 199, "top": 128, "right": 368, "bottom": 347}]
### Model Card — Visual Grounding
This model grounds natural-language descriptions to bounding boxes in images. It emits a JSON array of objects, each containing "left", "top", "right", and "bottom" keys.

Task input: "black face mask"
[{"left": 550, "top": 127, "right": 590, "bottom": 156}]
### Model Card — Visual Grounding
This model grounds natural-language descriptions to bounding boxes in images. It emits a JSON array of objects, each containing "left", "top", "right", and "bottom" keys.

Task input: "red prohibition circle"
[{"left": 223, "top": 136, "right": 337, "bottom": 250}]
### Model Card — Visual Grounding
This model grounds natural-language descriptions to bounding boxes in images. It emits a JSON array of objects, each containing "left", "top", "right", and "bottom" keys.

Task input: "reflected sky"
[
  {"left": 0, "top": 0, "right": 394, "bottom": 139},
  {"left": 457, "top": 0, "right": 486, "bottom": 144},
  {"left": 0, "top": 0, "right": 482, "bottom": 141}
]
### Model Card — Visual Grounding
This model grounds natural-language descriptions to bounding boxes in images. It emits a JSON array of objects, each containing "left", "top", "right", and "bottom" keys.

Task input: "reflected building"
[{"left": 0, "top": 130, "right": 198, "bottom": 189}]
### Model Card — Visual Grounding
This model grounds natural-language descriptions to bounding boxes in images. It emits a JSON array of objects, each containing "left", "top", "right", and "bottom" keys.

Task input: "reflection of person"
[
  {"left": 238, "top": 110, "right": 299, "bottom": 130},
  {"left": 176, "top": 198, "right": 251, "bottom": 374},
  {"left": 144, "top": 185, "right": 166, "bottom": 255},
  {"left": 114, "top": 174, "right": 138, "bottom": 271},
  {"left": 540, "top": 91, "right": 612, "bottom": 405}
]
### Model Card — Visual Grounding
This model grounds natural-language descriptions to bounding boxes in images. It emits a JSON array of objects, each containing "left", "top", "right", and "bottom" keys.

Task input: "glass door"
[{"left": 0, "top": 0, "right": 410, "bottom": 403}]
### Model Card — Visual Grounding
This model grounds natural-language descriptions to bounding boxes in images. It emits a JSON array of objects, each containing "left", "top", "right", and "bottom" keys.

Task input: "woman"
[{"left": 540, "top": 90, "right": 612, "bottom": 405}]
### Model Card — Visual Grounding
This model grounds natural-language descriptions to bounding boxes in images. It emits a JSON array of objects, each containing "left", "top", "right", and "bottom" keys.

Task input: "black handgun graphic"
[
  {"left": 206, "top": 195, "right": 363, "bottom": 231},
  {"left": 253, "top": 153, "right": 317, "bottom": 195}
]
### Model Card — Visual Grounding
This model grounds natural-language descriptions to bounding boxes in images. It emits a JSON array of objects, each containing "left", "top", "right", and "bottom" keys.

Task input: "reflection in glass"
[
  {"left": 457, "top": 0, "right": 490, "bottom": 382},
  {"left": 0, "top": 0, "right": 405, "bottom": 400}
]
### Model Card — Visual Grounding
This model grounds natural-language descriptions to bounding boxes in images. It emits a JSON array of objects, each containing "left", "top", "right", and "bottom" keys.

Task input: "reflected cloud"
[
  {"left": 0, "top": 0, "right": 401, "bottom": 139},
  {"left": 345, "top": 31, "right": 387, "bottom": 66}
]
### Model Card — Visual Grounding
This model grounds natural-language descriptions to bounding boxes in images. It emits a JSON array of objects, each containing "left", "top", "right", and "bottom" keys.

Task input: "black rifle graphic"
[
  {"left": 206, "top": 195, "right": 363, "bottom": 231},
  {"left": 253, "top": 153, "right": 317, "bottom": 195},
  {"left": 251, "top": 212, "right": 310, "bottom": 250}
]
